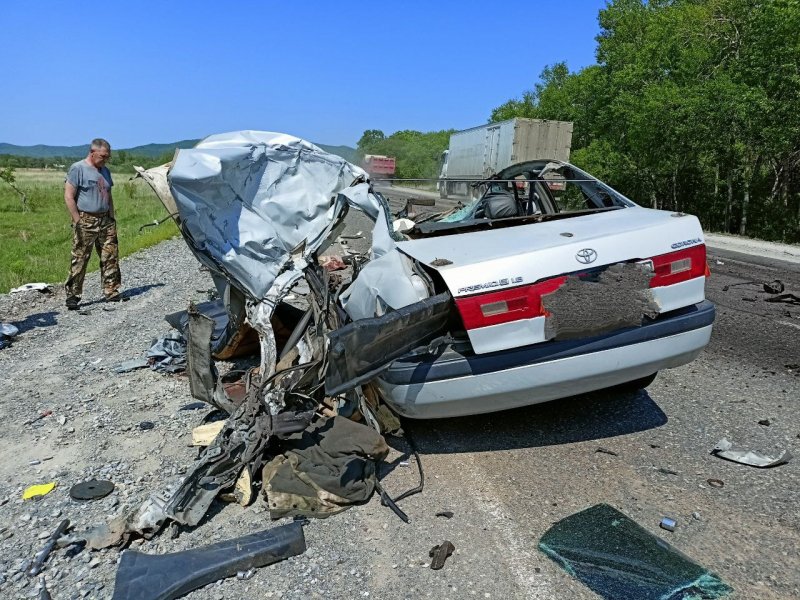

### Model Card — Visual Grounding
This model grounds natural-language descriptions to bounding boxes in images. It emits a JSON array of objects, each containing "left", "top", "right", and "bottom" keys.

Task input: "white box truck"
[{"left": 439, "top": 118, "right": 573, "bottom": 198}]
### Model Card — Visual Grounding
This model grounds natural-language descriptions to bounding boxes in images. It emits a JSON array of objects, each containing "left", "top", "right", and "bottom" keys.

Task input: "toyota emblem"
[{"left": 575, "top": 248, "right": 598, "bottom": 264}]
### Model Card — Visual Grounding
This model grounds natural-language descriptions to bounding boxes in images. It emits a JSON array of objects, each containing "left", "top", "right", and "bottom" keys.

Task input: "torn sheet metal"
[
  {"left": 339, "top": 215, "right": 431, "bottom": 321},
  {"left": 167, "top": 131, "right": 376, "bottom": 301},
  {"left": 539, "top": 504, "right": 732, "bottom": 599},
  {"left": 712, "top": 438, "right": 792, "bottom": 468},
  {"left": 326, "top": 292, "right": 452, "bottom": 396}
]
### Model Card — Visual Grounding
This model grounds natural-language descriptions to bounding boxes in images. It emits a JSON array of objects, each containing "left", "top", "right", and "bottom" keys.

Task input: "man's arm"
[
  {"left": 64, "top": 182, "right": 80, "bottom": 224},
  {"left": 107, "top": 189, "right": 114, "bottom": 219}
]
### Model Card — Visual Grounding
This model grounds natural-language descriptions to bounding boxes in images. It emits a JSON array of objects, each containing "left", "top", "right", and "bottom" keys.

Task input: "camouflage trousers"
[{"left": 65, "top": 212, "right": 121, "bottom": 299}]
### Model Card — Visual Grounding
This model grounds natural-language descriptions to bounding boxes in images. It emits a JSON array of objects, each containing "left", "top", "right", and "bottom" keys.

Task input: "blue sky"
[{"left": 0, "top": 1, "right": 607, "bottom": 148}]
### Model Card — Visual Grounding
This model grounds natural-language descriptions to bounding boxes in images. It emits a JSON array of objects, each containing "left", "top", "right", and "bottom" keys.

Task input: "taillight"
[
  {"left": 648, "top": 244, "right": 707, "bottom": 288},
  {"left": 455, "top": 276, "right": 566, "bottom": 329},
  {"left": 456, "top": 244, "right": 707, "bottom": 331}
]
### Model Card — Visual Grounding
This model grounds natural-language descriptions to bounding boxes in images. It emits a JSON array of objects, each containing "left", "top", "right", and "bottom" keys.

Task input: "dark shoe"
[{"left": 66, "top": 296, "right": 80, "bottom": 310}]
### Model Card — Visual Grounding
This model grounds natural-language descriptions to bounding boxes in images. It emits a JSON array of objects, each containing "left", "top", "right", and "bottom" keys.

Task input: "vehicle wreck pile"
[{"left": 72, "top": 132, "right": 437, "bottom": 553}]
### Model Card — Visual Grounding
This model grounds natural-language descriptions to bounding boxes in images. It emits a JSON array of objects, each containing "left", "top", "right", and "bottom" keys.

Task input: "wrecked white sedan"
[{"left": 139, "top": 131, "right": 714, "bottom": 420}]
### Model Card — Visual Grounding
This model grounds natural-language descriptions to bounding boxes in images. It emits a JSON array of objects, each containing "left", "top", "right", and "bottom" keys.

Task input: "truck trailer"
[
  {"left": 363, "top": 154, "right": 396, "bottom": 180},
  {"left": 438, "top": 118, "right": 573, "bottom": 198}
]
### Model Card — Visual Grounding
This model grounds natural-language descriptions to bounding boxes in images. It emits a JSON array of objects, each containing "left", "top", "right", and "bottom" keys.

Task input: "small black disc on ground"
[{"left": 70, "top": 479, "right": 115, "bottom": 501}]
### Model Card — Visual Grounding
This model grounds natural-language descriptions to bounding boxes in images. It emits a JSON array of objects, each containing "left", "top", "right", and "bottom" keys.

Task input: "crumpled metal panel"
[
  {"left": 167, "top": 131, "right": 369, "bottom": 300},
  {"left": 339, "top": 206, "right": 430, "bottom": 321}
]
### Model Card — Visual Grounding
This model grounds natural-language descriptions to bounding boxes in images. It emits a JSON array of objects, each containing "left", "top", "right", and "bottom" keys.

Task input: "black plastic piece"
[
  {"left": 70, "top": 480, "right": 115, "bottom": 501},
  {"left": 325, "top": 292, "right": 452, "bottom": 396},
  {"left": 111, "top": 522, "right": 306, "bottom": 600}
]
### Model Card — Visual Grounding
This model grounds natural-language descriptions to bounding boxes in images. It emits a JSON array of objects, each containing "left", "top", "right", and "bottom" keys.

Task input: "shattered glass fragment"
[{"left": 539, "top": 504, "right": 731, "bottom": 600}]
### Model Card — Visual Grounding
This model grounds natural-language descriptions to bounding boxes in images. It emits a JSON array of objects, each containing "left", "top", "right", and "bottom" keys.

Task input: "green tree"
[{"left": 0, "top": 167, "right": 28, "bottom": 211}]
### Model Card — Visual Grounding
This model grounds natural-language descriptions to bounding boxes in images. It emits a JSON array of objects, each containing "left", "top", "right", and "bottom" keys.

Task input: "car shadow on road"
[
  {"left": 11, "top": 311, "right": 59, "bottom": 334},
  {"left": 404, "top": 389, "right": 668, "bottom": 454}
]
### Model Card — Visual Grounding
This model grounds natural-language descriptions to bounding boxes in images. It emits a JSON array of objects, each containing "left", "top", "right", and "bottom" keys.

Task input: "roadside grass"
[{"left": 0, "top": 168, "right": 177, "bottom": 293}]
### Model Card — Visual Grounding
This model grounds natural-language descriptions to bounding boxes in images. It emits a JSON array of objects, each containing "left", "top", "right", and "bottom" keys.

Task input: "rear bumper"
[{"left": 375, "top": 300, "right": 715, "bottom": 419}]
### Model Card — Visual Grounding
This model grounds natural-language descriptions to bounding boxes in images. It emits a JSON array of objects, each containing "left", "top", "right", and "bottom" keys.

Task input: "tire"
[{"left": 614, "top": 372, "right": 658, "bottom": 392}]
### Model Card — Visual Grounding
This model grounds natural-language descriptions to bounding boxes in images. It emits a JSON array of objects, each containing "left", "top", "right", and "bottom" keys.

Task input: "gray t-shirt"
[{"left": 66, "top": 160, "right": 114, "bottom": 213}]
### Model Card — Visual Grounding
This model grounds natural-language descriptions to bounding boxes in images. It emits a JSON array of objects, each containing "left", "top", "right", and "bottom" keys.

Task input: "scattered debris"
[
  {"left": 660, "top": 517, "right": 677, "bottom": 532},
  {"left": 24, "top": 410, "right": 53, "bottom": 426},
  {"left": 658, "top": 467, "right": 679, "bottom": 476},
  {"left": 36, "top": 575, "right": 52, "bottom": 600},
  {"left": 261, "top": 416, "right": 389, "bottom": 520},
  {"left": 191, "top": 421, "right": 224, "bottom": 447},
  {"left": 435, "top": 511, "right": 454, "bottom": 519},
  {"left": 138, "top": 421, "right": 155, "bottom": 431},
  {"left": 758, "top": 418, "right": 772, "bottom": 427},
  {"left": 26, "top": 519, "right": 70, "bottom": 577},
  {"left": 706, "top": 478, "right": 725, "bottom": 488},
  {"left": 179, "top": 402, "right": 206, "bottom": 411},
  {"left": 595, "top": 447, "right": 618, "bottom": 456},
  {"left": 711, "top": 438, "right": 792, "bottom": 468},
  {"left": 236, "top": 568, "right": 256, "bottom": 580},
  {"left": 10, "top": 283, "right": 52, "bottom": 294},
  {"left": 1, "top": 322, "right": 19, "bottom": 349},
  {"left": 70, "top": 479, "right": 115, "bottom": 501},
  {"left": 539, "top": 504, "right": 731, "bottom": 599},
  {"left": 763, "top": 280, "right": 785, "bottom": 294},
  {"left": 319, "top": 255, "right": 347, "bottom": 271},
  {"left": 765, "top": 293, "right": 800, "bottom": 306},
  {"left": 429, "top": 540, "right": 455, "bottom": 570},
  {"left": 111, "top": 522, "right": 306, "bottom": 600},
  {"left": 1, "top": 322, "right": 20, "bottom": 336},
  {"left": 146, "top": 333, "right": 187, "bottom": 373},
  {"left": 112, "top": 357, "right": 150, "bottom": 374},
  {"left": 22, "top": 482, "right": 56, "bottom": 500}
]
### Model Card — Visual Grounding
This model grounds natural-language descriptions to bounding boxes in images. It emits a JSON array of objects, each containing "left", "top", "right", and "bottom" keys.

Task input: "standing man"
[{"left": 64, "top": 138, "right": 122, "bottom": 309}]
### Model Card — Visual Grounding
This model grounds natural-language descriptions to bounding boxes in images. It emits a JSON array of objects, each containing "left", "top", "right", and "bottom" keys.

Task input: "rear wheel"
[{"left": 614, "top": 372, "right": 658, "bottom": 392}]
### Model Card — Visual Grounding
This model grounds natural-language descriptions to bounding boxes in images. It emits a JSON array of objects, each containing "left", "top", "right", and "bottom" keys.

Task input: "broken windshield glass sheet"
[
  {"left": 539, "top": 504, "right": 732, "bottom": 600},
  {"left": 711, "top": 438, "right": 792, "bottom": 468}
]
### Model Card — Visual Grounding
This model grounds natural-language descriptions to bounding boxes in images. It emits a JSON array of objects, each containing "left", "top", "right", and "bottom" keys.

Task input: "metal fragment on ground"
[
  {"left": 27, "top": 519, "right": 70, "bottom": 577},
  {"left": 711, "top": 438, "right": 792, "bottom": 468},
  {"left": 660, "top": 517, "right": 677, "bottom": 532},
  {"left": 429, "top": 540, "right": 455, "bottom": 570}
]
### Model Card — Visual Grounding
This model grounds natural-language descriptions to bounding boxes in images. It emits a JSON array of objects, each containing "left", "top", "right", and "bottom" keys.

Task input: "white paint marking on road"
[
  {"left": 466, "top": 458, "right": 559, "bottom": 599},
  {"left": 777, "top": 320, "right": 800, "bottom": 331}
]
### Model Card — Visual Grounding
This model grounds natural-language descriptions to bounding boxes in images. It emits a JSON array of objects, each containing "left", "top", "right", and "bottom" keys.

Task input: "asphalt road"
[{"left": 362, "top": 185, "right": 800, "bottom": 599}]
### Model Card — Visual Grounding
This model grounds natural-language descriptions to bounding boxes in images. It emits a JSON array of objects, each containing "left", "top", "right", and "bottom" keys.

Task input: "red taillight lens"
[
  {"left": 455, "top": 276, "right": 567, "bottom": 330},
  {"left": 648, "top": 244, "right": 706, "bottom": 288}
]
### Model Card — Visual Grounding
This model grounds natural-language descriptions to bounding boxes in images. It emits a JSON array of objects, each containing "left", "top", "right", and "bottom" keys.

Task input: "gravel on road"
[{"left": 1, "top": 206, "right": 798, "bottom": 600}]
